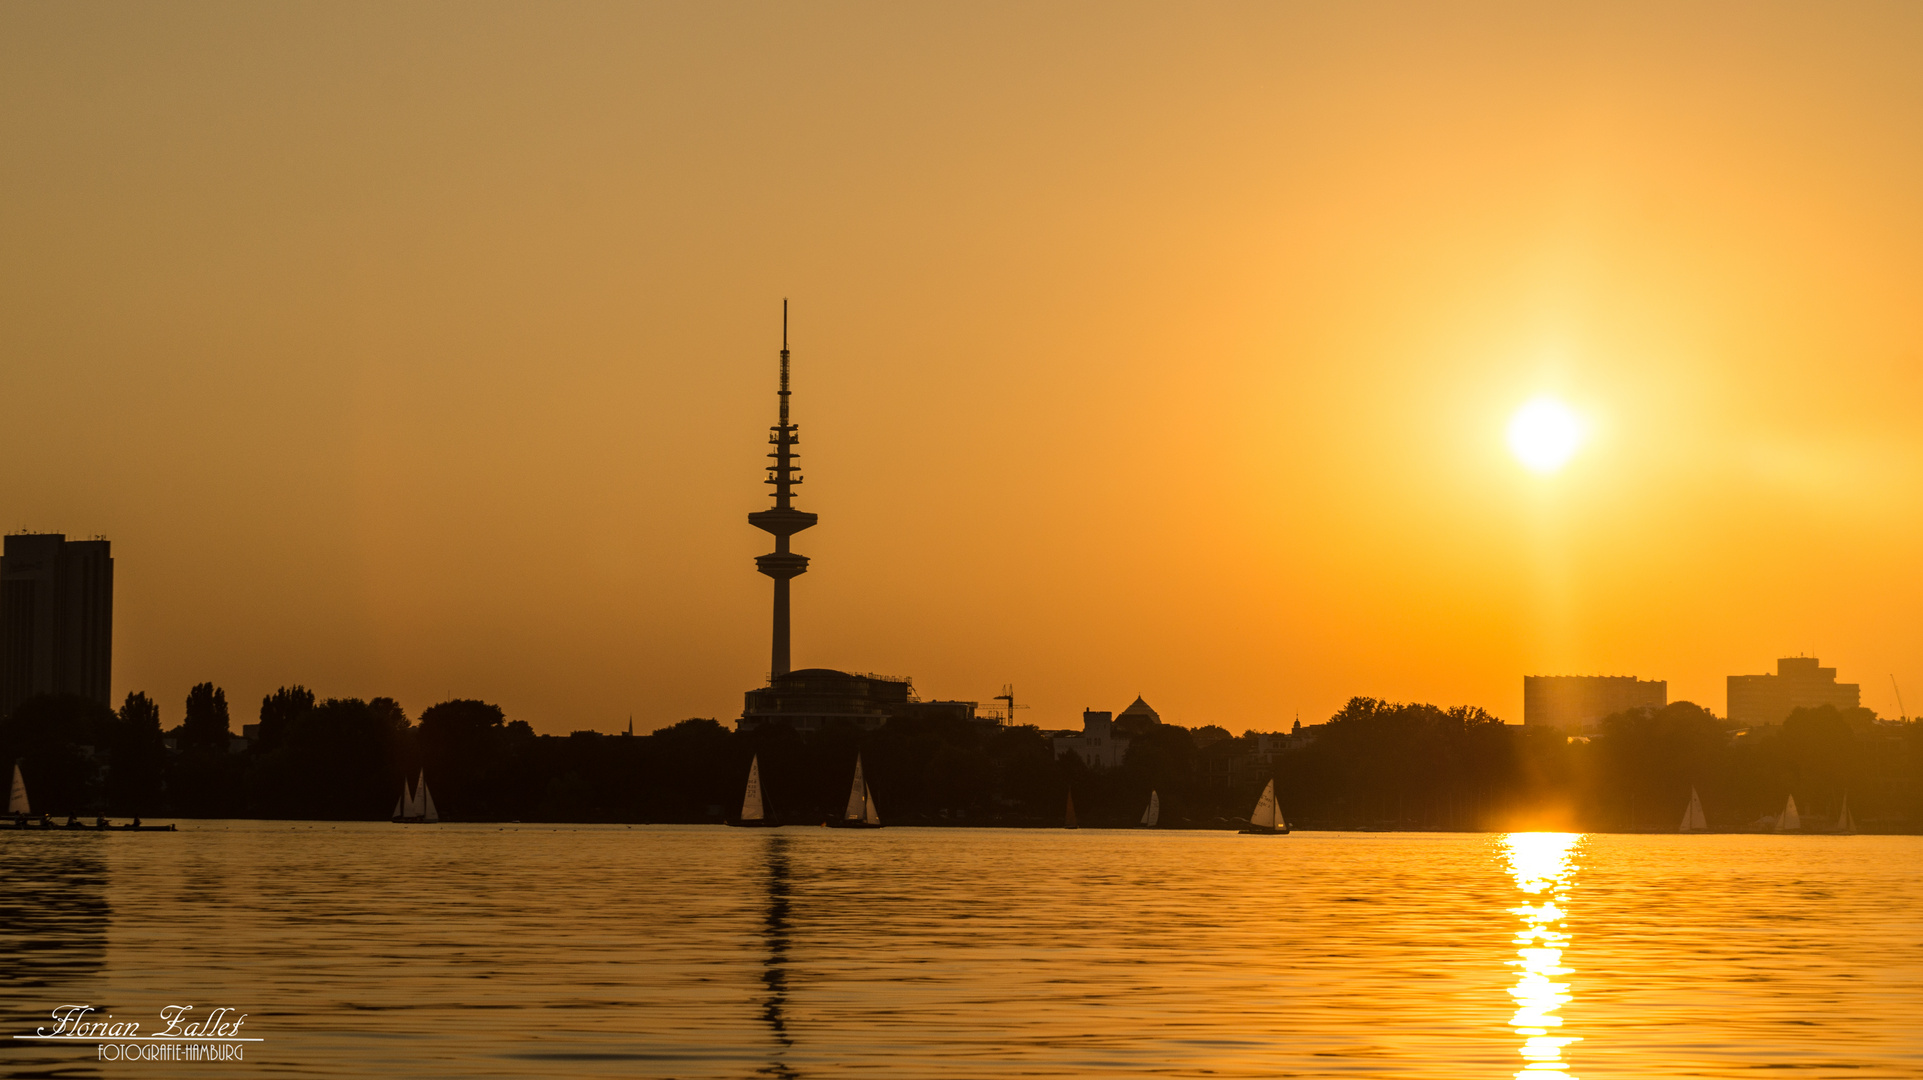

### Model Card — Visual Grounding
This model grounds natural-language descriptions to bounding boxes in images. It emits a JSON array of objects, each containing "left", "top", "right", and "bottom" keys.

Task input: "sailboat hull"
[
  {"left": 826, "top": 819, "right": 884, "bottom": 829},
  {"left": 390, "top": 817, "right": 437, "bottom": 824},
  {"left": 1237, "top": 825, "right": 1290, "bottom": 835}
]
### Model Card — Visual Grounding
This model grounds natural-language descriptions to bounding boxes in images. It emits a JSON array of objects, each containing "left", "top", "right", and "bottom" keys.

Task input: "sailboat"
[
  {"left": 828, "top": 754, "right": 883, "bottom": 829},
  {"left": 1832, "top": 794, "right": 1857, "bottom": 835},
  {"left": 391, "top": 770, "right": 440, "bottom": 823},
  {"left": 1774, "top": 794, "right": 1801, "bottom": 833},
  {"left": 1678, "top": 787, "right": 1709, "bottom": 833},
  {"left": 9, "top": 761, "right": 29, "bottom": 823},
  {"left": 4, "top": 761, "right": 172, "bottom": 831},
  {"left": 727, "top": 755, "right": 776, "bottom": 827},
  {"left": 1064, "top": 791, "right": 1078, "bottom": 829},
  {"left": 1138, "top": 790, "right": 1160, "bottom": 829},
  {"left": 1238, "top": 779, "right": 1288, "bottom": 835}
]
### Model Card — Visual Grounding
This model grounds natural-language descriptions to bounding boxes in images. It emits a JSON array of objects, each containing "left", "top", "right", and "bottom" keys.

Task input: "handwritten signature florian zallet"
[{"left": 17, "top": 1005, "right": 259, "bottom": 1041}]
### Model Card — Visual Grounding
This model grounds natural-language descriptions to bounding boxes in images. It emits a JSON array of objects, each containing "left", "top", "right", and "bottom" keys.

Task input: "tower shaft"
[{"left": 748, "top": 300, "right": 817, "bottom": 678}]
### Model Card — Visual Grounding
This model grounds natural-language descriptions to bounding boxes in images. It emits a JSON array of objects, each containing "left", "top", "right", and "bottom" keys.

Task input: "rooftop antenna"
[{"left": 1891, "top": 675, "right": 1906, "bottom": 721}]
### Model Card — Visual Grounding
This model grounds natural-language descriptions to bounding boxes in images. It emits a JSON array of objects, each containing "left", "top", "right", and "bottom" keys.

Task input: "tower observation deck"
[{"left": 747, "top": 300, "right": 817, "bottom": 678}]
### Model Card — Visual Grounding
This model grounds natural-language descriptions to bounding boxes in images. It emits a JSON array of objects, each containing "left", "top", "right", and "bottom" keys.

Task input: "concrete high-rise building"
[
  {"left": 1, "top": 533, "right": 113, "bottom": 719},
  {"left": 1523, "top": 675, "right": 1667, "bottom": 733},
  {"left": 747, "top": 302, "right": 816, "bottom": 679},
  {"left": 1727, "top": 657, "right": 1859, "bottom": 727}
]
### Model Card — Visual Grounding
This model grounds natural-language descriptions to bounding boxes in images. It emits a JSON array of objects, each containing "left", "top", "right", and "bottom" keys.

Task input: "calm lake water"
[{"left": 3, "top": 823, "right": 1919, "bottom": 1078}]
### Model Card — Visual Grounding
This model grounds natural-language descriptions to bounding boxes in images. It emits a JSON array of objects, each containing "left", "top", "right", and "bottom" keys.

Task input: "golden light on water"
[
  {"left": 1504, "top": 832, "right": 1583, "bottom": 1080},
  {"left": 1506, "top": 398, "right": 1585, "bottom": 474}
]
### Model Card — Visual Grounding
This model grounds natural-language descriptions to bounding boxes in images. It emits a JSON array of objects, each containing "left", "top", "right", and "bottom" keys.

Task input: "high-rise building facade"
[
  {"left": 1727, "top": 657, "right": 1859, "bottom": 726},
  {"left": 1, "top": 533, "right": 114, "bottom": 718},
  {"left": 1522, "top": 675, "right": 1667, "bottom": 733}
]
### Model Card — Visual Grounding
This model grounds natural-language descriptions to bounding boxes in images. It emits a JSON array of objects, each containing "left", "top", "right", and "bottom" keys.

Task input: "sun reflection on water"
[{"left": 1503, "top": 832, "right": 1583, "bottom": 1080}]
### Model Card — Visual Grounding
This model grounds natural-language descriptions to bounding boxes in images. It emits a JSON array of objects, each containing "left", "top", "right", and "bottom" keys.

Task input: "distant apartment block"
[
  {"left": 1523, "top": 675, "right": 1667, "bottom": 733},
  {"left": 0, "top": 533, "right": 114, "bottom": 719},
  {"left": 1727, "top": 657, "right": 1859, "bottom": 727}
]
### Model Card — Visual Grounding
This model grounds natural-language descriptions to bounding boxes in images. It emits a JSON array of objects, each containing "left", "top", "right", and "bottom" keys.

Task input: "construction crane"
[
  {"left": 1891, "top": 675, "right": 1907, "bottom": 721},
  {"left": 992, "top": 684, "right": 1029, "bottom": 726}
]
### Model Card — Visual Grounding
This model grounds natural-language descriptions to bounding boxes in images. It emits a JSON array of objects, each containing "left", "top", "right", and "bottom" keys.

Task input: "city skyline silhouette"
[{"left": 5, "top": 5, "right": 1923, "bottom": 734}]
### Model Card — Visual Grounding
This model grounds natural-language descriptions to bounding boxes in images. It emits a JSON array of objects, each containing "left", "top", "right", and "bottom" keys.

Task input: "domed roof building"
[{"left": 1052, "top": 697, "right": 1162, "bottom": 771}]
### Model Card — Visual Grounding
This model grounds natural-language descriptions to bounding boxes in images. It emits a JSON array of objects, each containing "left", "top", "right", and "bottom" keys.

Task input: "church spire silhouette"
[{"left": 747, "top": 300, "right": 817, "bottom": 678}]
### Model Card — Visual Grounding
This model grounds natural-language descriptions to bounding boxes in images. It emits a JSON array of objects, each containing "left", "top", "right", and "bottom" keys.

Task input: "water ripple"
[{"left": 0, "top": 825, "right": 1917, "bottom": 1078}]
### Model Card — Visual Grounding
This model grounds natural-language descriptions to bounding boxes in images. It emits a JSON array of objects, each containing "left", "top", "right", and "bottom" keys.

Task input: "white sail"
[
  {"left": 9, "top": 762, "right": 30, "bottom": 815},
  {"left": 1250, "top": 779, "right": 1278, "bottom": 830},
  {"left": 421, "top": 777, "right": 438, "bottom": 823},
  {"left": 741, "top": 756, "right": 765, "bottom": 821},
  {"left": 1777, "top": 795, "right": 1801, "bottom": 832},
  {"left": 844, "top": 755, "right": 868, "bottom": 821},
  {"left": 1141, "top": 790, "right": 1160, "bottom": 827},
  {"left": 1835, "top": 795, "right": 1855, "bottom": 834},
  {"left": 1680, "top": 788, "right": 1707, "bottom": 832},
  {"left": 863, "top": 784, "right": 881, "bottom": 826},
  {"left": 410, "top": 771, "right": 428, "bottom": 819},
  {"left": 392, "top": 790, "right": 404, "bottom": 819}
]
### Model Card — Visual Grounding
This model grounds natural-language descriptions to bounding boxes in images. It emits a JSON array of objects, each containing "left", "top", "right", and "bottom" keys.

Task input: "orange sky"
[{"left": 5, "top": 3, "right": 1922, "bottom": 733}]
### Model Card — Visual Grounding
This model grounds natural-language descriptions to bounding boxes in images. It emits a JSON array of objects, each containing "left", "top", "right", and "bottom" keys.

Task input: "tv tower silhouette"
[{"left": 748, "top": 300, "right": 817, "bottom": 678}]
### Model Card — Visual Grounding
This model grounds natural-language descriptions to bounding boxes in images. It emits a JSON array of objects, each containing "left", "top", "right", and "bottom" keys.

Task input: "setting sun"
[{"left": 1506, "top": 398, "right": 1584, "bottom": 474}]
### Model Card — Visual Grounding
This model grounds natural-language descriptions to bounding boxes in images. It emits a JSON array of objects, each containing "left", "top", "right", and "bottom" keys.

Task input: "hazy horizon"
[{"left": 6, "top": 2, "right": 1922, "bottom": 733}]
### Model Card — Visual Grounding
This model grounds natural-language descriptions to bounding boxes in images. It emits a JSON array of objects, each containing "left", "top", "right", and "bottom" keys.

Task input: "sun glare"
[
  {"left": 1506, "top": 398, "right": 1583, "bottom": 474},
  {"left": 1504, "top": 833, "right": 1583, "bottom": 1080}
]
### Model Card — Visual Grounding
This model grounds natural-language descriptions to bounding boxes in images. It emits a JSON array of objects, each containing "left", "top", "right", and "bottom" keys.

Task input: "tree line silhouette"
[{"left": 3, "top": 686, "right": 1919, "bottom": 829}]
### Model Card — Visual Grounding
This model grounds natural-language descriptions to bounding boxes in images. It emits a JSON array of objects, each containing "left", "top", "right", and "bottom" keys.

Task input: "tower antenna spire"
[
  {"left": 779, "top": 298, "right": 790, "bottom": 432},
  {"left": 748, "top": 299, "right": 817, "bottom": 679}
]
